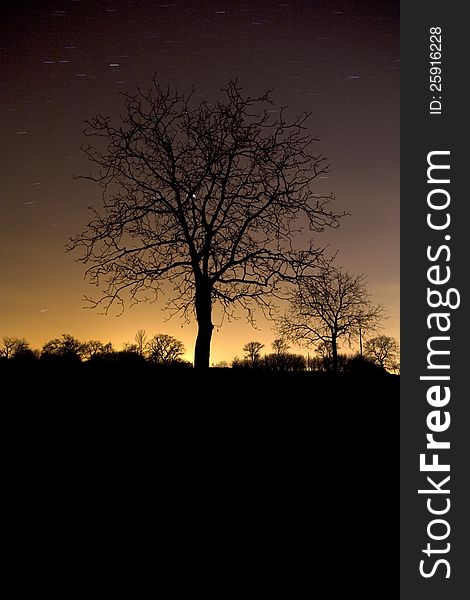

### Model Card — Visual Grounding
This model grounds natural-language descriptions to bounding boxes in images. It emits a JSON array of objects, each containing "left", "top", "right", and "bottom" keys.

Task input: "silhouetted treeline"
[
  {"left": 0, "top": 333, "right": 192, "bottom": 369},
  {"left": 0, "top": 332, "right": 397, "bottom": 375},
  {"left": 227, "top": 337, "right": 391, "bottom": 374},
  {"left": 230, "top": 352, "right": 385, "bottom": 374}
]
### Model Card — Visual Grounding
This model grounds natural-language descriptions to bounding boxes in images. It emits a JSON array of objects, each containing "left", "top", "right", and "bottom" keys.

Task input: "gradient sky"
[{"left": 0, "top": 0, "right": 399, "bottom": 364}]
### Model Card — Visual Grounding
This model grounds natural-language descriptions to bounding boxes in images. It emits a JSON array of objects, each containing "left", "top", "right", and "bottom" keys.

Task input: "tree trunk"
[
  {"left": 194, "top": 281, "right": 213, "bottom": 369},
  {"left": 331, "top": 335, "right": 338, "bottom": 374}
]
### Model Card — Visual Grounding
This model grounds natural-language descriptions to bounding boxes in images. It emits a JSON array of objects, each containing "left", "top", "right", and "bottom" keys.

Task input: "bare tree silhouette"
[
  {"left": 146, "top": 333, "right": 185, "bottom": 365},
  {"left": 243, "top": 341, "right": 265, "bottom": 366},
  {"left": 365, "top": 335, "right": 399, "bottom": 372},
  {"left": 265, "top": 337, "right": 293, "bottom": 371},
  {"left": 279, "top": 265, "right": 384, "bottom": 373},
  {"left": 134, "top": 329, "right": 148, "bottom": 356},
  {"left": 41, "top": 334, "right": 86, "bottom": 362},
  {"left": 68, "top": 78, "right": 343, "bottom": 368},
  {"left": 82, "top": 340, "right": 114, "bottom": 360},
  {"left": 0, "top": 336, "right": 30, "bottom": 359},
  {"left": 271, "top": 338, "right": 290, "bottom": 356}
]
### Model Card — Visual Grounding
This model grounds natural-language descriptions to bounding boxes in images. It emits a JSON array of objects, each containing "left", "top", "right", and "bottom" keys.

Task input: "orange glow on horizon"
[{"left": 1, "top": 2, "right": 399, "bottom": 365}]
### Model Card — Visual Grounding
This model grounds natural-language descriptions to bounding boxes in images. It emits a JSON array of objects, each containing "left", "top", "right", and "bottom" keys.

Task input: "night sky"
[{"left": 1, "top": 0, "right": 399, "bottom": 363}]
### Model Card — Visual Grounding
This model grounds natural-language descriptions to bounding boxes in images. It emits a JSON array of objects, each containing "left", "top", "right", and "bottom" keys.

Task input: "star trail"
[{"left": 0, "top": 0, "right": 399, "bottom": 363}]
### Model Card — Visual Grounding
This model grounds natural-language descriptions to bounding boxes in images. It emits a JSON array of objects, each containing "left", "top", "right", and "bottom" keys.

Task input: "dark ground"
[{"left": 2, "top": 364, "right": 398, "bottom": 594}]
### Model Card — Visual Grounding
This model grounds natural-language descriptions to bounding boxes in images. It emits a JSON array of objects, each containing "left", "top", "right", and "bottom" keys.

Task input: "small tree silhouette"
[
  {"left": 146, "top": 334, "right": 185, "bottom": 365},
  {"left": 41, "top": 334, "right": 86, "bottom": 362},
  {"left": 271, "top": 338, "right": 290, "bottom": 356},
  {"left": 279, "top": 264, "right": 384, "bottom": 373},
  {"left": 364, "top": 335, "right": 399, "bottom": 372},
  {"left": 0, "top": 336, "right": 30, "bottom": 359},
  {"left": 243, "top": 341, "right": 264, "bottom": 366},
  {"left": 134, "top": 330, "right": 148, "bottom": 356}
]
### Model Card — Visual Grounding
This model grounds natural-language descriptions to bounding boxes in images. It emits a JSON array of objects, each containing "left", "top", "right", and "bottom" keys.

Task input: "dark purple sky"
[{"left": 0, "top": 0, "right": 399, "bottom": 362}]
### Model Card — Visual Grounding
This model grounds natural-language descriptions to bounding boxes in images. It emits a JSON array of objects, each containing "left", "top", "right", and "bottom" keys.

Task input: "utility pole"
[{"left": 359, "top": 326, "right": 363, "bottom": 357}]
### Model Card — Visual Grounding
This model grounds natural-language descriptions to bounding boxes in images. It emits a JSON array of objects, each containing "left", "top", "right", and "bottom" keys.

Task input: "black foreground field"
[{"left": 2, "top": 363, "right": 398, "bottom": 593}]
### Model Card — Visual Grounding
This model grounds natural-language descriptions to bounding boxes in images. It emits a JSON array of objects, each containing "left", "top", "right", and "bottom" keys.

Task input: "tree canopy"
[{"left": 68, "top": 78, "right": 343, "bottom": 367}]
